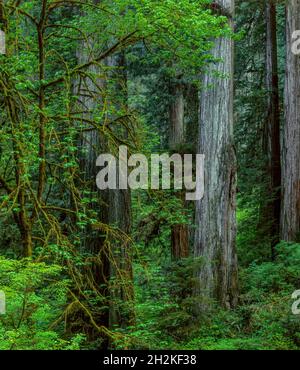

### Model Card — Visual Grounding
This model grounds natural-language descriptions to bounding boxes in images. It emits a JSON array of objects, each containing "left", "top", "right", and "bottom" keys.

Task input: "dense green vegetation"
[{"left": 0, "top": 0, "right": 299, "bottom": 350}]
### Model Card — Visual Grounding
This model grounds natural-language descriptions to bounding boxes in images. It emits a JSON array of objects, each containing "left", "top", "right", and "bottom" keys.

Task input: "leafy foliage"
[
  {"left": 0, "top": 257, "right": 85, "bottom": 349},
  {"left": 0, "top": 0, "right": 299, "bottom": 351}
]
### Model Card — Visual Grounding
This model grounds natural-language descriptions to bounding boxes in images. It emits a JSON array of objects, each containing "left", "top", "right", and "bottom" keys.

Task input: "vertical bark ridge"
[
  {"left": 194, "top": 0, "right": 238, "bottom": 309},
  {"left": 281, "top": 0, "right": 300, "bottom": 242}
]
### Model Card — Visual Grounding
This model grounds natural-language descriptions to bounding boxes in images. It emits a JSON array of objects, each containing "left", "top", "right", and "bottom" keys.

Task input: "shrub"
[{"left": 0, "top": 256, "right": 84, "bottom": 349}]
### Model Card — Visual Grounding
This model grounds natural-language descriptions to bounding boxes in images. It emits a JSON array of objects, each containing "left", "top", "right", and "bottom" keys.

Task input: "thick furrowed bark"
[
  {"left": 194, "top": 0, "right": 238, "bottom": 309},
  {"left": 169, "top": 81, "right": 189, "bottom": 260},
  {"left": 281, "top": 0, "right": 300, "bottom": 242}
]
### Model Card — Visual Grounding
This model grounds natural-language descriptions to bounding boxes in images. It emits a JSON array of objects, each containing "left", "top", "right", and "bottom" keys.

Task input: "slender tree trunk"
[
  {"left": 194, "top": 0, "right": 238, "bottom": 309},
  {"left": 169, "top": 82, "right": 184, "bottom": 150},
  {"left": 281, "top": 0, "right": 300, "bottom": 241},
  {"left": 169, "top": 81, "right": 189, "bottom": 260},
  {"left": 171, "top": 223, "right": 189, "bottom": 259},
  {"left": 265, "top": 0, "right": 281, "bottom": 256}
]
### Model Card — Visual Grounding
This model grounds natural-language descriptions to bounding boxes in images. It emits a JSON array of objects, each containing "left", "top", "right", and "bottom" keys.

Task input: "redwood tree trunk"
[
  {"left": 169, "top": 82, "right": 184, "bottom": 150},
  {"left": 265, "top": 0, "right": 281, "bottom": 255},
  {"left": 169, "top": 81, "right": 189, "bottom": 260},
  {"left": 75, "top": 40, "right": 110, "bottom": 344},
  {"left": 194, "top": 0, "right": 238, "bottom": 309},
  {"left": 281, "top": 0, "right": 300, "bottom": 241},
  {"left": 107, "top": 52, "right": 135, "bottom": 330}
]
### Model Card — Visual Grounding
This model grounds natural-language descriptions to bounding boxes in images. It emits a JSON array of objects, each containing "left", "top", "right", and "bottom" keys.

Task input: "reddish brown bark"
[
  {"left": 281, "top": 0, "right": 300, "bottom": 241},
  {"left": 169, "top": 81, "right": 189, "bottom": 260},
  {"left": 265, "top": 0, "right": 281, "bottom": 257}
]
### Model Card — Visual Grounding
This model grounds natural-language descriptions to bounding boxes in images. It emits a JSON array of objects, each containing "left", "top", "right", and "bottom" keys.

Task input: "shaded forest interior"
[{"left": 0, "top": 0, "right": 300, "bottom": 350}]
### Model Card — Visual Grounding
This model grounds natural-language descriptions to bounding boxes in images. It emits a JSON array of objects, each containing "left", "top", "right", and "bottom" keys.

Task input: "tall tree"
[
  {"left": 74, "top": 31, "right": 112, "bottom": 344},
  {"left": 194, "top": 0, "right": 238, "bottom": 308},
  {"left": 169, "top": 79, "right": 189, "bottom": 260},
  {"left": 77, "top": 46, "right": 135, "bottom": 338},
  {"left": 106, "top": 51, "right": 135, "bottom": 331},
  {"left": 169, "top": 81, "right": 184, "bottom": 150},
  {"left": 281, "top": 0, "right": 300, "bottom": 241},
  {"left": 264, "top": 0, "right": 281, "bottom": 256}
]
